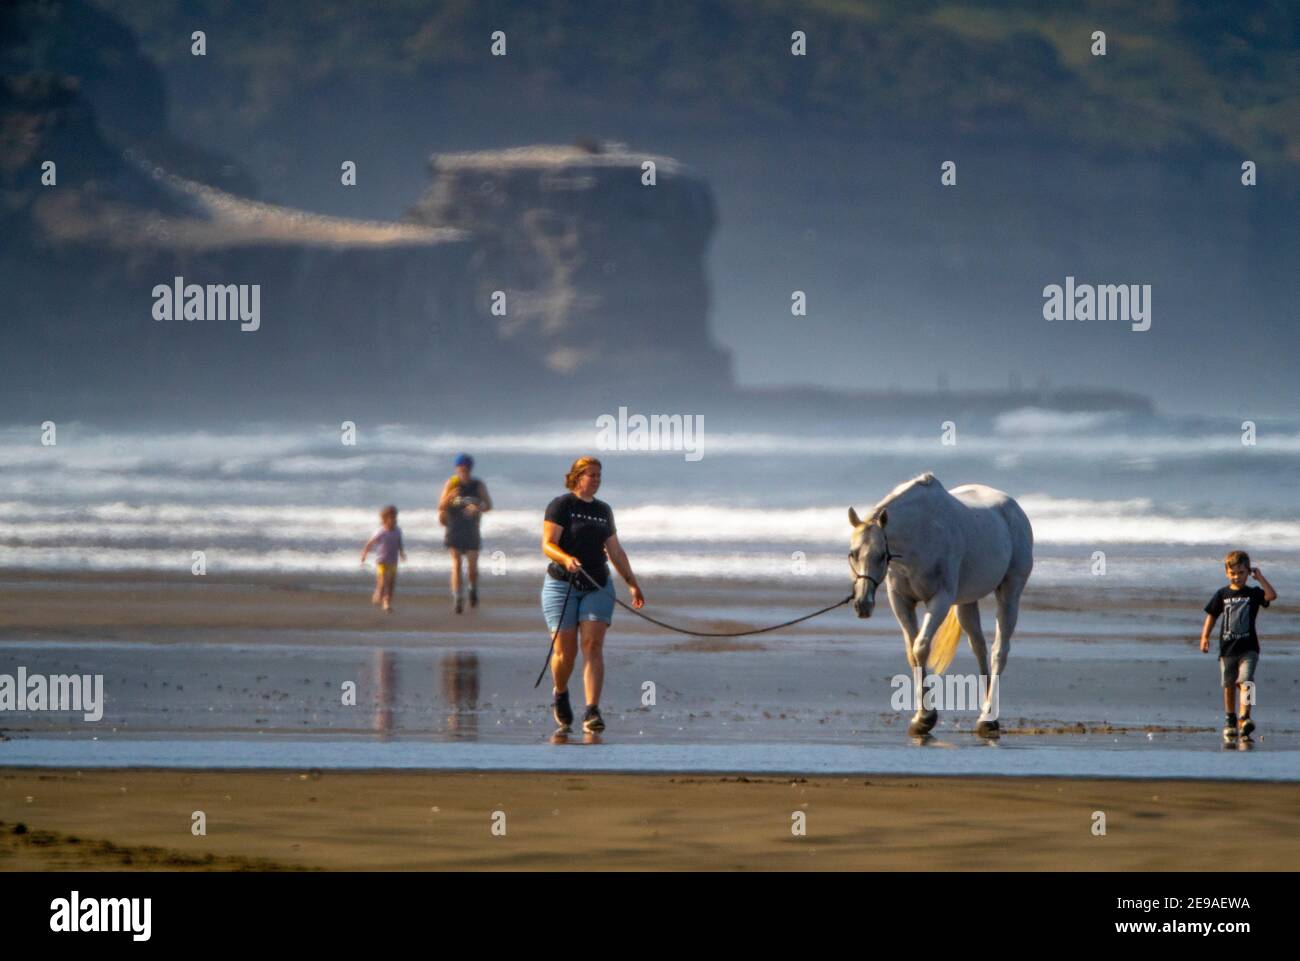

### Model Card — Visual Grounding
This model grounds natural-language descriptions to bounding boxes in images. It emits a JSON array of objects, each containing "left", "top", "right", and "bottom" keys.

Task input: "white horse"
[{"left": 848, "top": 473, "right": 1033, "bottom": 737}]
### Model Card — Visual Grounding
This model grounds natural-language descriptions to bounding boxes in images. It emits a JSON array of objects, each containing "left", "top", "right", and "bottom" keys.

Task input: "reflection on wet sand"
[
  {"left": 373, "top": 649, "right": 395, "bottom": 737},
  {"left": 440, "top": 652, "right": 480, "bottom": 739},
  {"left": 549, "top": 730, "right": 603, "bottom": 746}
]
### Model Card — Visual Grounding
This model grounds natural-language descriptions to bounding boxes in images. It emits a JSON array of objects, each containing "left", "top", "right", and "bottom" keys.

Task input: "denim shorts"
[
  {"left": 541, "top": 575, "right": 615, "bottom": 632},
  {"left": 1220, "top": 651, "right": 1258, "bottom": 688}
]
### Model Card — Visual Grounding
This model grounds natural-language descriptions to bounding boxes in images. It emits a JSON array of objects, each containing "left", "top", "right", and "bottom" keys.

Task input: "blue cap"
[{"left": 454, "top": 453, "right": 474, "bottom": 469}]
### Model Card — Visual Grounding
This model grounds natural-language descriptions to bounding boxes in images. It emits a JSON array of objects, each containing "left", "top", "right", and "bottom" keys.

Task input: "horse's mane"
[{"left": 873, "top": 472, "right": 941, "bottom": 516}]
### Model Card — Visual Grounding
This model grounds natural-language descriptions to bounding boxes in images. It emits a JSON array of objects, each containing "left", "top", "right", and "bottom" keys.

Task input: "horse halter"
[{"left": 849, "top": 527, "right": 900, "bottom": 591}]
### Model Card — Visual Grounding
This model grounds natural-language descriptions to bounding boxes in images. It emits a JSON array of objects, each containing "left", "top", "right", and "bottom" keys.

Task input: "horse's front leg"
[
  {"left": 887, "top": 588, "right": 919, "bottom": 670},
  {"left": 909, "top": 590, "right": 955, "bottom": 736}
]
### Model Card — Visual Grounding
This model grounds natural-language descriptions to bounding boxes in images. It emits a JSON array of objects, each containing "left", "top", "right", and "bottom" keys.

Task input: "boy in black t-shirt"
[{"left": 1200, "top": 550, "right": 1277, "bottom": 739}]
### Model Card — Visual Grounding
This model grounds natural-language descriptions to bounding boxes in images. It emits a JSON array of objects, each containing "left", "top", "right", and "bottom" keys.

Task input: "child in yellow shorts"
[{"left": 361, "top": 505, "right": 407, "bottom": 612}]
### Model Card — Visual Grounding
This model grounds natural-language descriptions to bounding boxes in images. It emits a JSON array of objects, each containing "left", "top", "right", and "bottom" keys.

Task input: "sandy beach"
[
  {"left": 2, "top": 570, "right": 1298, "bottom": 871},
  {"left": 4, "top": 769, "right": 1300, "bottom": 871}
]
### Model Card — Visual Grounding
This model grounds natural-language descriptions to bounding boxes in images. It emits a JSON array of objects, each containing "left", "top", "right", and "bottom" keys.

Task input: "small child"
[
  {"left": 361, "top": 506, "right": 407, "bottom": 612},
  {"left": 1200, "top": 550, "right": 1277, "bottom": 739}
]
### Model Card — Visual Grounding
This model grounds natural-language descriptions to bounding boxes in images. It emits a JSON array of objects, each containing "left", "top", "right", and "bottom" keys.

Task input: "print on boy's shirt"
[{"left": 1204, "top": 585, "right": 1269, "bottom": 656}]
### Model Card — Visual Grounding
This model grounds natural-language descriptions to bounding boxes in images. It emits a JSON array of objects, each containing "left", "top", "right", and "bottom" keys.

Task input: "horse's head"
[{"left": 848, "top": 506, "right": 890, "bottom": 618}]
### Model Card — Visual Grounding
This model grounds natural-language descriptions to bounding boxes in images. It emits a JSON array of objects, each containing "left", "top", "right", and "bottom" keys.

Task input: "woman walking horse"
[{"left": 848, "top": 473, "right": 1033, "bottom": 737}]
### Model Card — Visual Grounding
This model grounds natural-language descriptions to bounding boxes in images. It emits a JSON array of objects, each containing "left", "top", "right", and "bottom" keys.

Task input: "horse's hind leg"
[
  {"left": 956, "top": 602, "right": 988, "bottom": 678},
  {"left": 957, "top": 602, "right": 998, "bottom": 737},
  {"left": 992, "top": 579, "right": 1024, "bottom": 675},
  {"left": 985, "top": 576, "right": 1027, "bottom": 734}
]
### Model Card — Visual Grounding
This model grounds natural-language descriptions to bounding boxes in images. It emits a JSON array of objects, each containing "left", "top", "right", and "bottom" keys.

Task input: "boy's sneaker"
[
  {"left": 582, "top": 705, "right": 605, "bottom": 733},
  {"left": 470, "top": 587, "right": 478, "bottom": 608},
  {"left": 552, "top": 690, "right": 574, "bottom": 729},
  {"left": 1223, "top": 715, "right": 1238, "bottom": 739},
  {"left": 1239, "top": 717, "right": 1256, "bottom": 737},
  {"left": 454, "top": 597, "right": 464, "bottom": 614}
]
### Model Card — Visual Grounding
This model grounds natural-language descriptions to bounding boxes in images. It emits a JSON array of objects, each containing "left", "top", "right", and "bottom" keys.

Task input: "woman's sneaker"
[
  {"left": 582, "top": 705, "right": 605, "bottom": 733},
  {"left": 552, "top": 690, "right": 574, "bottom": 729}
]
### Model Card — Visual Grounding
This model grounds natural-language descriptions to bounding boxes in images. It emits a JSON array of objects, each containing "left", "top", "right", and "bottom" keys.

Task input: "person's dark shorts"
[
  {"left": 444, "top": 521, "right": 481, "bottom": 552},
  {"left": 1219, "top": 651, "right": 1258, "bottom": 688}
]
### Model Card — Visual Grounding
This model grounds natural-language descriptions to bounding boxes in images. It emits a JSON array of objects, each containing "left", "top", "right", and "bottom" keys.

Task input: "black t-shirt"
[
  {"left": 544, "top": 493, "right": 616, "bottom": 588},
  {"left": 446, "top": 478, "right": 485, "bottom": 530},
  {"left": 1204, "top": 585, "right": 1269, "bottom": 656}
]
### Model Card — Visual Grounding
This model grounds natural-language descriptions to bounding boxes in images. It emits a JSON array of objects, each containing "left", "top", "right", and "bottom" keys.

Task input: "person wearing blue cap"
[{"left": 438, "top": 453, "right": 493, "bottom": 613}]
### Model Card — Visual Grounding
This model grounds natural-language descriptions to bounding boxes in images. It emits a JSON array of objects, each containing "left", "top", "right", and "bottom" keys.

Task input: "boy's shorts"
[
  {"left": 542, "top": 575, "right": 615, "bottom": 632},
  {"left": 376, "top": 563, "right": 396, "bottom": 578},
  {"left": 1219, "top": 652, "right": 1258, "bottom": 688}
]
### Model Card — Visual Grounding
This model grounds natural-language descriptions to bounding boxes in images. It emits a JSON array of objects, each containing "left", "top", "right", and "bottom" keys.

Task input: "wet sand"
[
  {"left": 10, "top": 570, "right": 1290, "bottom": 644},
  {"left": 2, "top": 571, "right": 1298, "bottom": 752},
  {"left": 3, "top": 768, "right": 1298, "bottom": 871}
]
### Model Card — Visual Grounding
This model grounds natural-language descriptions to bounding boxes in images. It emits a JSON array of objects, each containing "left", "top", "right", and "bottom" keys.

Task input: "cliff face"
[
  {"left": 2, "top": 2, "right": 737, "bottom": 422},
  {"left": 0, "top": 74, "right": 1146, "bottom": 425},
  {"left": 1, "top": 90, "right": 731, "bottom": 421},
  {"left": 0, "top": 0, "right": 256, "bottom": 196},
  {"left": 1, "top": 77, "right": 482, "bottom": 422},
  {"left": 3, "top": 0, "right": 1162, "bottom": 426},
  {"left": 2, "top": 52, "right": 735, "bottom": 423},
  {"left": 407, "top": 144, "right": 731, "bottom": 397}
]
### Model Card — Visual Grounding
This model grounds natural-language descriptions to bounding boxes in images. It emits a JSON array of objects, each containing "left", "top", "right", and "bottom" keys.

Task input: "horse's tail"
[{"left": 926, "top": 607, "right": 962, "bottom": 673}]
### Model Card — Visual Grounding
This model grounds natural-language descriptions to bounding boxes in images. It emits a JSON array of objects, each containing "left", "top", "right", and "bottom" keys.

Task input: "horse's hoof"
[
  {"left": 976, "top": 719, "right": 1001, "bottom": 738},
  {"left": 908, "top": 710, "right": 937, "bottom": 736}
]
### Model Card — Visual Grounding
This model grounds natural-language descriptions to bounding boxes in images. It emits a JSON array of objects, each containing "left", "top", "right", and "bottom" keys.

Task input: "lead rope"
[
  {"left": 533, "top": 574, "right": 575, "bottom": 688},
  {"left": 574, "top": 567, "right": 852, "bottom": 638}
]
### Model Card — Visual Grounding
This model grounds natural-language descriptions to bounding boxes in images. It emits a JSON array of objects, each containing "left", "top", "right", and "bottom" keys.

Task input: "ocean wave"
[
  {"left": 3, "top": 495, "right": 1300, "bottom": 556},
  {"left": 9, "top": 422, "right": 1300, "bottom": 479},
  {"left": 993, "top": 407, "right": 1122, "bottom": 435}
]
